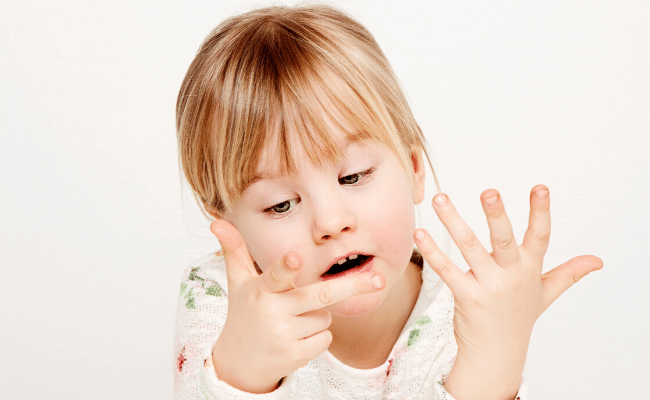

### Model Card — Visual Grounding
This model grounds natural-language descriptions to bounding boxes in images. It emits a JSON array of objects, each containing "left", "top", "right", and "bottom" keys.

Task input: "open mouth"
[{"left": 321, "top": 254, "right": 373, "bottom": 279}]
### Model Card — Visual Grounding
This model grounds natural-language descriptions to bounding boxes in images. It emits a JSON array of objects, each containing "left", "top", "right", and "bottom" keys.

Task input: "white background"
[{"left": 1, "top": 0, "right": 648, "bottom": 398}]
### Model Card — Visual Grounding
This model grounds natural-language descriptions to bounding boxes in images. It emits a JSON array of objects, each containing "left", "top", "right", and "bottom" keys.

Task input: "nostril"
[
  {"left": 342, "top": 227, "right": 350, "bottom": 232},
  {"left": 322, "top": 234, "right": 331, "bottom": 240}
]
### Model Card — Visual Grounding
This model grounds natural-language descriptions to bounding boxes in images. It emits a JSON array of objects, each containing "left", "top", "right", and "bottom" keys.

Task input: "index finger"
[
  {"left": 259, "top": 252, "right": 302, "bottom": 293},
  {"left": 287, "top": 272, "right": 385, "bottom": 315}
]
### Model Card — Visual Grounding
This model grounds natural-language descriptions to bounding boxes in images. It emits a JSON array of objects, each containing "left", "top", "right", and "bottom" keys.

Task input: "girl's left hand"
[{"left": 414, "top": 185, "right": 603, "bottom": 400}]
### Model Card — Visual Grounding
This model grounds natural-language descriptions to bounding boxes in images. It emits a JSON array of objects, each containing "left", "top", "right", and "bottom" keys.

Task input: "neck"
[{"left": 327, "top": 261, "right": 422, "bottom": 369}]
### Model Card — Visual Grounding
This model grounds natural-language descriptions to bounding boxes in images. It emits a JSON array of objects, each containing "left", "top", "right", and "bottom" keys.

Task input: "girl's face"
[{"left": 225, "top": 129, "right": 425, "bottom": 317}]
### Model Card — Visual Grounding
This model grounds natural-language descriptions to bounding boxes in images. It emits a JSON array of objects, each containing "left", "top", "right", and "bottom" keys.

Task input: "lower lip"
[{"left": 320, "top": 256, "right": 374, "bottom": 281}]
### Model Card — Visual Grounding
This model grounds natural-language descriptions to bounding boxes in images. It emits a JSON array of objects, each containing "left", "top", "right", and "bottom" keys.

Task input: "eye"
[
  {"left": 265, "top": 198, "right": 299, "bottom": 215},
  {"left": 339, "top": 167, "right": 375, "bottom": 185}
]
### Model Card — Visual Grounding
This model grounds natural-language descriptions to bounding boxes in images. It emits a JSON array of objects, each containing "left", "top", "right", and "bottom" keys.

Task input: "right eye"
[{"left": 265, "top": 199, "right": 299, "bottom": 215}]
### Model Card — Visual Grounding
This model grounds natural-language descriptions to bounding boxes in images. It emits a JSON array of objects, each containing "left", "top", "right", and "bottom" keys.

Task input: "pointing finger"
[
  {"left": 260, "top": 252, "right": 302, "bottom": 293},
  {"left": 541, "top": 255, "right": 603, "bottom": 312},
  {"left": 210, "top": 220, "right": 258, "bottom": 285},
  {"left": 289, "top": 272, "right": 385, "bottom": 315}
]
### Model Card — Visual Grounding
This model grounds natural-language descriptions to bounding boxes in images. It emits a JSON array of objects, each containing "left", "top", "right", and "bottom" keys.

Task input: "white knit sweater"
[{"left": 174, "top": 251, "right": 527, "bottom": 399}]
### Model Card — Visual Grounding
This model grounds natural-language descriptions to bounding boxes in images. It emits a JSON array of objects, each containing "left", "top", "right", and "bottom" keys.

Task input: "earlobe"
[{"left": 410, "top": 147, "right": 426, "bottom": 205}]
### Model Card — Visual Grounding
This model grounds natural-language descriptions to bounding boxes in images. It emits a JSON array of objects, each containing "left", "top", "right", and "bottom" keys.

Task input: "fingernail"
[
  {"left": 535, "top": 188, "right": 549, "bottom": 198},
  {"left": 371, "top": 274, "right": 383, "bottom": 289},
  {"left": 414, "top": 229, "right": 426, "bottom": 242},
  {"left": 484, "top": 194, "right": 497, "bottom": 206},
  {"left": 433, "top": 194, "right": 447, "bottom": 206}
]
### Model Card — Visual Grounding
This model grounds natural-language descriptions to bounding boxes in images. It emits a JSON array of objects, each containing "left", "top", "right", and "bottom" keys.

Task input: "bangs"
[
  {"left": 239, "top": 67, "right": 388, "bottom": 188},
  {"left": 224, "top": 22, "right": 405, "bottom": 205}
]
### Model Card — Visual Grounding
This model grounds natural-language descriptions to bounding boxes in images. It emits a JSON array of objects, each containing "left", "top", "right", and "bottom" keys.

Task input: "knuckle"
[
  {"left": 460, "top": 234, "right": 480, "bottom": 252},
  {"left": 573, "top": 273, "right": 583, "bottom": 284},
  {"left": 317, "top": 283, "right": 332, "bottom": 306},
  {"left": 436, "top": 260, "right": 455, "bottom": 277},
  {"left": 536, "top": 231, "right": 551, "bottom": 245},
  {"left": 245, "top": 285, "right": 264, "bottom": 303},
  {"left": 269, "top": 268, "right": 282, "bottom": 284},
  {"left": 495, "top": 235, "right": 516, "bottom": 250}
]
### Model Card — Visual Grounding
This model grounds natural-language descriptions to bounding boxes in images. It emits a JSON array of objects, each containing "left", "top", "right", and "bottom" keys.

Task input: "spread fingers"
[{"left": 480, "top": 189, "right": 520, "bottom": 267}]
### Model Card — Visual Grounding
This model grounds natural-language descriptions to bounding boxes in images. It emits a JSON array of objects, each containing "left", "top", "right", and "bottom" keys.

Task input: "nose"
[{"left": 311, "top": 195, "right": 357, "bottom": 244}]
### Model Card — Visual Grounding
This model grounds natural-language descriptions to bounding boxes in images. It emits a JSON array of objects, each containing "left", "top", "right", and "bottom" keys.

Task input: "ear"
[{"left": 409, "top": 146, "right": 426, "bottom": 205}]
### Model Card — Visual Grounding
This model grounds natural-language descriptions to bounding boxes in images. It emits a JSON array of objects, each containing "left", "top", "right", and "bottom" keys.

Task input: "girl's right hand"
[{"left": 209, "top": 220, "right": 385, "bottom": 394}]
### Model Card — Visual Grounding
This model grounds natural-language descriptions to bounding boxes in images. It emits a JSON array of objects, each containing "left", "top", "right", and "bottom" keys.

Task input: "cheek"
[
  {"left": 368, "top": 183, "right": 416, "bottom": 263},
  {"left": 239, "top": 220, "right": 308, "bottom": 275}
]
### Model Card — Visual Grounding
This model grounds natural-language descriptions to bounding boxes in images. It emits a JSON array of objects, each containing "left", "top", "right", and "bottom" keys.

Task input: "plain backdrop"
[{"left": 1, "top": 0, "right": 649, "bottom": 399}]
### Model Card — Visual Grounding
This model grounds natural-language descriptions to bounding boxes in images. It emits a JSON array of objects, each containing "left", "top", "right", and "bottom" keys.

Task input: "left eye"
[{"left": 339, "top": 168, "right": 374, "bottom": 185}]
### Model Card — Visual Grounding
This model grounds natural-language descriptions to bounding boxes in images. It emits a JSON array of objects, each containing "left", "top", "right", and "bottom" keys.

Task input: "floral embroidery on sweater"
[
  {"left": 180, "top": 267, "right": 225, "bottom": 309},
  {"left": 407, "top": 315, "right": 432, "bottom": 347}
]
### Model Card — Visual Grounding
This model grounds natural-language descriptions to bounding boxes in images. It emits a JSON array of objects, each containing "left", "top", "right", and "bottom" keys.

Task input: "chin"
[{"left": 326, "top": 290, "right": 387, "bottom": 318}]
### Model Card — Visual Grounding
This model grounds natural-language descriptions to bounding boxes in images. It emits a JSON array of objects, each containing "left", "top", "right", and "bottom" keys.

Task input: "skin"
[
  {"left": 211, "top": 134, "right": 427, "bottom": 393},
  {"left": 209, "top": 129, "right": 603, "bottom": 397},
  {"left": 415, "top": 187, "right": 603, "bottom": 399}
]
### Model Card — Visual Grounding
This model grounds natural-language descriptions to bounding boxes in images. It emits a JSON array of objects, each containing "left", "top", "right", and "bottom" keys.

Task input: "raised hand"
[
  {"left": 210, "top": 220, "right": 385, "bottom": 393},
  {"left": 414, "top": 185, "right": 602, "bottom": 400}
]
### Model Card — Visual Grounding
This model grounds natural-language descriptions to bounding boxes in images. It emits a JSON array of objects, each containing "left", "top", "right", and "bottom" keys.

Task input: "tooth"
[
  {"left": 349, "top": 254, "right": 358, "bottom": 260},
  {"left": 337, "top": 258, "right": 346, "bottom": 265}
]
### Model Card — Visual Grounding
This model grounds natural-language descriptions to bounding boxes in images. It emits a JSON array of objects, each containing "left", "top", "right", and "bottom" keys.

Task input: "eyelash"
[
  {"left": 338, "top": 167, "right": 375, "bottom": 185},
  {"left": 264, "top": 167, "right": 376, "bottom": 216}
]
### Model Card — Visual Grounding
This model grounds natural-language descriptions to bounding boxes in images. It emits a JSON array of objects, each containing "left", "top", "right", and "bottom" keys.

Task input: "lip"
[{"left": 320, "top": 254, "right": 374, "bottom": 281}]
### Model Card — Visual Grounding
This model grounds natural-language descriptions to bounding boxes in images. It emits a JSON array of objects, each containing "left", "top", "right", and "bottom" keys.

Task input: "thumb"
[
  {"left": 541, "top": 255, "right": 604, "bottom": 312},
  {"left": 210, "top": 219, "right": 258, "bottom": 285}
]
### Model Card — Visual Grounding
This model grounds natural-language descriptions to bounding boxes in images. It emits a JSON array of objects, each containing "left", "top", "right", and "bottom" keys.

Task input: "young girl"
[{"left": 174, "top": 4, "right": 602, "bottom": 399}]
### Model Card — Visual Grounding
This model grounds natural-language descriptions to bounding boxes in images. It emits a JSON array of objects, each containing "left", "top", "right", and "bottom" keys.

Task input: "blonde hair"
[{"left": 176, "top": 4, "right": 437, "bottom": 215}]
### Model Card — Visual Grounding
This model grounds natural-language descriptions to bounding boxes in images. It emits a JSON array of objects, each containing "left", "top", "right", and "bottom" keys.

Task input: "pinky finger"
[{"left": 414, "top": 228, "right": 470, "bottom": 297}]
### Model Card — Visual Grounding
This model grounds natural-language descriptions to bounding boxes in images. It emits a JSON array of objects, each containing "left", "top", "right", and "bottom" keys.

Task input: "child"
[{"left": 174, "top": 4, "right": 602, "bottom": 399}]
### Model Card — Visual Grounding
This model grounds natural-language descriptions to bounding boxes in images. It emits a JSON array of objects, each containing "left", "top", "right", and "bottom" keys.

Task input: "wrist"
[
  {"left": 212, "top": 339, "right": 282, "bottom": 394},
  {"left": 445, "top": 335, "right": 529, "bottom": 400}
]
